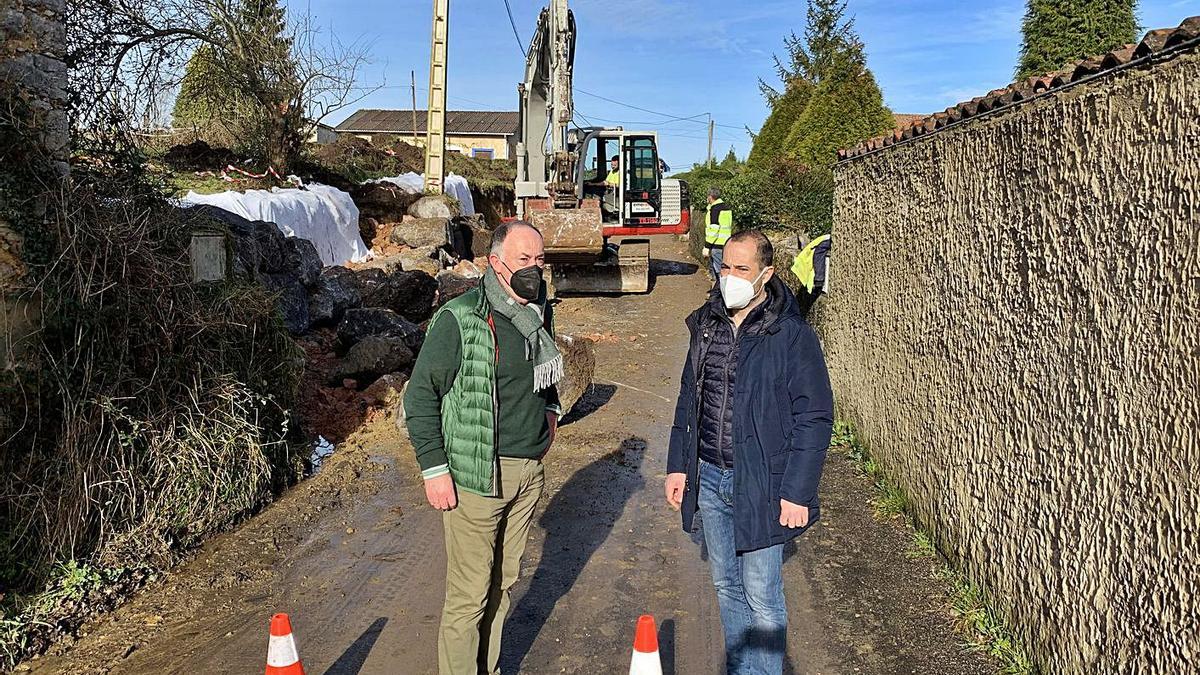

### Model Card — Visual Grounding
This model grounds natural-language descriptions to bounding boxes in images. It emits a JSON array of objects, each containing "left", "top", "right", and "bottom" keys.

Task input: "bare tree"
[{"left": 69, "top": 0, "right": 377, "bottom": 171}]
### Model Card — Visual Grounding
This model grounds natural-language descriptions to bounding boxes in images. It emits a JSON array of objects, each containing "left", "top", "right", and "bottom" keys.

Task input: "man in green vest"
[
  {"left": 704, "top": 186, "right": 733, "bottom": 280},
  {"left": 405, "top": 221, "right": 563, "bottom": 675}
]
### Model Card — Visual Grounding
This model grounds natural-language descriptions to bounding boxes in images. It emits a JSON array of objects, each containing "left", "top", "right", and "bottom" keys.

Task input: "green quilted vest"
[{"left": 432, "top": 288, "right": 498, "bottom": 496}]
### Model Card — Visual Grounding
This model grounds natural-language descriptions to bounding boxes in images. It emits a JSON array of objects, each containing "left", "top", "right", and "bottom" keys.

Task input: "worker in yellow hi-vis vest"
[
  {"left": 791, "top": 233, "right": 831, "bottom": 318},
  {"left": 605, "top": 155, "right": 620, "bottom": 187},
  {"left": 703, "top": 187, "right": 733, "bottom": 280}
]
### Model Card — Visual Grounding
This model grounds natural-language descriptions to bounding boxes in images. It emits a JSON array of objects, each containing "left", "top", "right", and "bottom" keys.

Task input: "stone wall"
[
  {"left": 825, "top": 46, "right": 1199, "bottom": 671},
  {"left": 0, "top": 0, "right": 66, "bottom": 367}
]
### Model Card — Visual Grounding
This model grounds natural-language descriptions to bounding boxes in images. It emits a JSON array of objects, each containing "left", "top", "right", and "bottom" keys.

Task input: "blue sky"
[{"left": 298, "top": 0, "right": 1200, "bottom": 170}]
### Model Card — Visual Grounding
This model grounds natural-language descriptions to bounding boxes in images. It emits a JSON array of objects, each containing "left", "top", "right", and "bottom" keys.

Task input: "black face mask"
[{"left": 501, "top": 260, "right": 543, "bottom": 301}]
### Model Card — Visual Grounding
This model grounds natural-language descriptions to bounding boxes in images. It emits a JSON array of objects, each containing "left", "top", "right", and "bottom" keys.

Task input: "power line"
[
  {"left": 576, "top": 88, "right": 705, "bottom": 123},
  {"left": 502, "top": 0, "right": 527, "bottom": 58},
  {"left": 349, "top": 84, "right": 509, "bottom": 112},
  {"left": 575, "top": 109, "right": 710, "bottom": 127},
  {"left": 576, "top": 88, "right": 749, "bottom": 131}
]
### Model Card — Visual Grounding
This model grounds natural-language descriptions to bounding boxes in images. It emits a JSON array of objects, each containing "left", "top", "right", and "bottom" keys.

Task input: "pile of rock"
[{"left": 194, "top": 194, "right": 594, "bottom": 443}]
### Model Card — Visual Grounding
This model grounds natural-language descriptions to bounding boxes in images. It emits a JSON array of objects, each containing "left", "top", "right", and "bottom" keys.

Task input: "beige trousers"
[{"left": 438, "top": 457, "right": 545, "bottom": 675}]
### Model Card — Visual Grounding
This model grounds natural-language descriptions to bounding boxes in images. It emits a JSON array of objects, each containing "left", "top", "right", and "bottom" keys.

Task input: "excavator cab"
[{"left": 574, "top": 129, "right": 661, "bottom": 227}]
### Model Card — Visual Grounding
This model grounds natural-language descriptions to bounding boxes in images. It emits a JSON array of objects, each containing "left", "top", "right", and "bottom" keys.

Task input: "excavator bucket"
[
  {"left": 530, "top": 203, "right": 605, "bottom": 263},
  {"left": 550, "top": 238, "right": 650, "bottom": 295}
]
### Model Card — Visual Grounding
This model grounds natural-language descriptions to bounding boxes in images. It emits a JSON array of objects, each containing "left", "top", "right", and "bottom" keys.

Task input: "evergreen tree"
[
  {"left": 785, "top": 0, "right": 855, "bottom": 85},
  {"left": 719, "top": 147, "right": 740, "bottom": 170},
  {"left": 1017, "top": 0, "right": 1139, "bottom": 79},
  {"left": 172, "top": 45, "right": 261, "bottom": 148},
  {"left": 170, "top": 0, "right": 303, "bottom": 167},
  {"left": 748, "top": 78, "right": 813, "bottom": 166},
  {"left": 173, "top": 45, "right": 221, "bottom": 129},
  {"left": 780, "top": 1, "right": 893, "bottom": 167},
  {"left": 783, "top": 43, "right": 893, "bottom": 167},
  {"left": 749, "top": 0, "right": 891, "bottom": 168}
]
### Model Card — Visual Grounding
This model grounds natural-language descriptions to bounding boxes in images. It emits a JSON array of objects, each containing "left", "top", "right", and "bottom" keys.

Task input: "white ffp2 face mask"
[{"left": 719, "top": 268, "right": 768, "bottom": 310}]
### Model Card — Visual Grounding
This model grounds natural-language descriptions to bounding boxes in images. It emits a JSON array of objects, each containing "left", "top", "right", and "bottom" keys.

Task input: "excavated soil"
[{"left": 24, "top": 236, "right": 997, "bottom": 675}]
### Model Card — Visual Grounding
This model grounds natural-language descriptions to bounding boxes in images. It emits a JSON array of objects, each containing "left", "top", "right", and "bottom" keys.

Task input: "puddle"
[{"left": 309, "top": 436, "right": 336, "bottom": 474}]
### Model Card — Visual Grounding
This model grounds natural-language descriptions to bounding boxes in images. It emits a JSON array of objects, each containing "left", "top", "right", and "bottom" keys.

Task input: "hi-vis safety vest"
[
  {"left": 606, "top": 170, "right": 620, "bottom": 186},
  {"left": 791, "top": 234, "right": 831, "bottom": 293},
  {"left": 705, "top": 199, "right": 733, "bottom": 246}
]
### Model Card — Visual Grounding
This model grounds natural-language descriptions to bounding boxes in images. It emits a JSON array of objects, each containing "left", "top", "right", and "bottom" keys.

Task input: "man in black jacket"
[{"left": 665, "top": 230, "right": 833, "bottom": 674}]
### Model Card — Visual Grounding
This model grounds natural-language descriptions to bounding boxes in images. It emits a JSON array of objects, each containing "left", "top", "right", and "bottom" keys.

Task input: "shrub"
[{"left": 722, "top": 158, "right": 833, "bottom": 236}]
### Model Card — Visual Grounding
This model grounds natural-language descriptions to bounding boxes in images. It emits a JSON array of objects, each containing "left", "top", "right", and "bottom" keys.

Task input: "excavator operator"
[
  {"left": 584, "top": 155, "right": 621, "bottom": 221},
  {"left": 605, "top": 155, "right": 620, "bottom": 187}
]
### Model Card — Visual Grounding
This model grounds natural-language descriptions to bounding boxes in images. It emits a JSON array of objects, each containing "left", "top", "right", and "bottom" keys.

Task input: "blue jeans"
[
  {"left": 698, "top": 460, "right": 787, "bottom": 675},
  {"left": 708, "top": 245, "right": 724, "bottom": 280}
]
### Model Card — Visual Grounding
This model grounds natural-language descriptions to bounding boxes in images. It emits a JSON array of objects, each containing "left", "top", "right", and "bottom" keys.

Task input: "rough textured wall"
[
  {"left": 0, "top": 0, "right": 68, "bottom": 168},
  {"left": 826, "top": 48, "right": 1200, "bottom": 672},
  {"left": 0, "top": 0, "right": 66, "bottom": 367}
]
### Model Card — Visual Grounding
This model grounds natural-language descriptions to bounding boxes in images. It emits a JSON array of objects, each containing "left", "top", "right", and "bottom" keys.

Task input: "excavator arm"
[{"left": 514, "top": 1, "right": 576, "bottom": 212}]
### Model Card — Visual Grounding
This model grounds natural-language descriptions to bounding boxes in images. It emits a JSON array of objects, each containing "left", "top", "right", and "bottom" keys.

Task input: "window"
[
  {"left": 471, "top": 148, "right": 494, "bottom": 160},
  {"left": 626, "top": 137, "right": 658, "bottom": 192},
  {"left": 584, "top": 137, "right": 618, "bottom": 182}
]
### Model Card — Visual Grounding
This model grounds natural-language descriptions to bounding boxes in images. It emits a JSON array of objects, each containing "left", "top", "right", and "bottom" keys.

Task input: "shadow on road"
[
  {"left": 500, "top": 437, "right": 647, "bottom": 672},
  {"left": 647, "top": 258, "right": 700, "bottom": 293},
  {"left": 560, "top": 383, "right": 617, "bottom": 426},
  {"left": 321, "top": 616, "right": 388, "bottom": 675},
  {"left": 651, "top": 259, "right": 699, "bottom": 277},
  {"left": 660, "top": 618, "right": 677, "bottom": 675}
]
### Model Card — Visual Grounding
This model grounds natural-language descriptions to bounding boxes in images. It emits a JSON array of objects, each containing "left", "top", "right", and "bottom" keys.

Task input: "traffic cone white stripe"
[
  {"left": 630, "top": 650, "right": 663, "bottom": 675},
  {"left": 267, "top": 633, "right": 300, "bottom": 667},
  {"left": 266, "top": 613, "right": 305, "bottom": 674}
]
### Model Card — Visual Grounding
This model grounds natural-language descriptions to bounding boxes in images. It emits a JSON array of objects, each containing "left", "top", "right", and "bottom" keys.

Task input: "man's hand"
[
  {"left": 780, "top": 499, "right": 809, "bottom": 529},
  {"left": 702, "top": 247, "right": 710, "bottom": 258},
  {"left": 665, "top": 473, "right": 687, "bottom": 510},
  {"left": 425, "top": 474, "right": 457, "bottom": 511}
]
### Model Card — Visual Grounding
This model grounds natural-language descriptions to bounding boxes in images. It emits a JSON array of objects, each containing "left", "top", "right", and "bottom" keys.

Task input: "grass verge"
[{"left": 831, "top": 420, "right": 1037, "bottom": 674}]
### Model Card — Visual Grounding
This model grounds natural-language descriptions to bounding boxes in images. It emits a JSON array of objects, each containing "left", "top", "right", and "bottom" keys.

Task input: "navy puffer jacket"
[
  {"left": 698, "top": 288, "right": 779, "bottom": 468},
  {"left": 667, "top": 277, "right": 834, "bottom": 553}
]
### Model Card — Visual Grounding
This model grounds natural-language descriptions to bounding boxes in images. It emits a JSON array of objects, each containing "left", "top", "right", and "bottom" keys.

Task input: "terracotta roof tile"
[
  {"left": 892, "top": 113, "right": 926, "bottom": 128},
  {"left": 839, "top": 15, "right": 1200, "bottom": 160},
  {"left": 1165, "top": 16, "right": 1200, "bottom": 48},
  {"left": 1072, "top": 55, "right": 1106, "bottom": 79},
  {"left": 1101, "top": 43, "right": 1137, "bottom": 69},
  {"left": 1135, "top": 28, "right": 1177, "bottom": 57}
]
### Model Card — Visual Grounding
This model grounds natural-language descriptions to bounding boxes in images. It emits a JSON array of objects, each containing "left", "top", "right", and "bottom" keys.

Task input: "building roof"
[
  {"left": 839, "top": 15, "right": 1200, "bottom": 161},
  {"left": 892, "top": 113, "right": 925, "bottom": 128},
  {"left": 335, "top": 109, "right": 520, "bottom": 136}
]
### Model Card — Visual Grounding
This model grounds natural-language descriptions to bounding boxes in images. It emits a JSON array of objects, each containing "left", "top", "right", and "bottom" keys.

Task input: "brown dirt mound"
[
  {"left": 309, "top": 135, "right": 424, "bottom": 176},
  {"left": 162, "top": 140, "right": 239, "bottom": 171}
]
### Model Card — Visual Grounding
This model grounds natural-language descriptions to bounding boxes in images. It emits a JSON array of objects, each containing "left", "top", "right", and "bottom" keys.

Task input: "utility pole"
[
  {"left": 706, "top": 114, "right": 714, "bottom": 168},
  {"left": 411, "top": 70, "right": 419, "bottom": 148},
  {"left": 424, "top": 0, "right": 449, "bottom": 193}
]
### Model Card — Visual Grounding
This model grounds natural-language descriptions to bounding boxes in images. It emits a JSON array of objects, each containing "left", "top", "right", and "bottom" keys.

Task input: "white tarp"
[
  {"left": 367, "top": 172, "right": 476, "bottom": 216},
  {"left": 180, "top": 183, "right": 370, "bottom": 266}
]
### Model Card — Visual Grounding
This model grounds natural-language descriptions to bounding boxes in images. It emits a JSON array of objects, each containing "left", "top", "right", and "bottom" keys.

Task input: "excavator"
[{"left": 513, "top": 0, "right": 691, "bottom": 294}]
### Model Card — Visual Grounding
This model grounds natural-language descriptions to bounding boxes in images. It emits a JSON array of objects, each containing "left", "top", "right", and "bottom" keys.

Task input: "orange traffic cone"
[
  {"left": 629, "top": 614, "right": 663, "bottom": 675},
  {"left": 265, "top": 613, "right": 306, "bottom": 675}
]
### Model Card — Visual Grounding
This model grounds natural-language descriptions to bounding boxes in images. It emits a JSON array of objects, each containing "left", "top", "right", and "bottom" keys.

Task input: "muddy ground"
[{"left": 24, "top": 235, "right": 995, "bottom": 674}]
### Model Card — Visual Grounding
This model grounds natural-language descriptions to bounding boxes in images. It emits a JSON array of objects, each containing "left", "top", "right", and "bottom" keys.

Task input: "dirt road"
[{"left": 30, "top": 235, "right": 993, "bottom": 674}]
